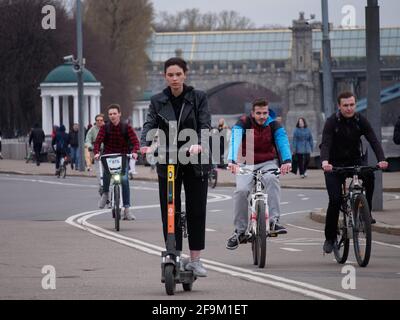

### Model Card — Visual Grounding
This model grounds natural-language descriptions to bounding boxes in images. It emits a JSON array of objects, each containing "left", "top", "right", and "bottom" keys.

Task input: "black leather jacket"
[{"left": 141, "top": 86, "right": 211, "bottom": 177}]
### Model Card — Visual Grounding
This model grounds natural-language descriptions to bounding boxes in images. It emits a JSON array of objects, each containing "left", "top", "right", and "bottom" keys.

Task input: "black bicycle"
[
  {"left": 100, "top": 153, "right": 132, "bottom": 232},
  {"left": 57, "top": 155, "right": 68, "bottom": 179},
  {"left": 332, "top": 166, "right": 380, "bottom": 267},
  {"left": 208, "top": 166, "right": 218, "bottom": 189}
]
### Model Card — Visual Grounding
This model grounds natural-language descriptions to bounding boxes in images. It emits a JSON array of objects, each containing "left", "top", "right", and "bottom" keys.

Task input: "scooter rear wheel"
[{"left": 182, "top": 282, "right": 192, "bottom": 292}]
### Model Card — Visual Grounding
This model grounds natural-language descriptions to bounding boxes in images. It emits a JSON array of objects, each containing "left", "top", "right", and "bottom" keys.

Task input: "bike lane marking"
[
  {"left": 66, "top": 207, "right": 364, "bottom": 300},
  {"left": 286, "top": 223, "right": 400, "bottom": 249}
]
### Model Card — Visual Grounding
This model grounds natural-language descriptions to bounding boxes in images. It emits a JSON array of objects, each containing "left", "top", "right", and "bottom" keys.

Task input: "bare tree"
[
  {"left": 217, "top": 10, "right": 254, "bottom": 30},
  {"left": 0, "top": 0, "right": 74, "bottom": 136},
  {"left": 153, "top": 9, "right": 255, "bottom": 32},
  {"left": 83, "top": 0, "right": 153, "bottom": 116}
]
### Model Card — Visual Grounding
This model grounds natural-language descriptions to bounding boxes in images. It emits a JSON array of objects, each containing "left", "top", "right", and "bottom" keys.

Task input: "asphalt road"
[{"left": 0, "top": 173, "right": 399, "bottom": 301}]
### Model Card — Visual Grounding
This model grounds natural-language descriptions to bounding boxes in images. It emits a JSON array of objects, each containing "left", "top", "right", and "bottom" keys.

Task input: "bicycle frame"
[
  {"left": 339, "top": 169, "right": 370, "bottom": 239},
  {"left": 249, "top": 171, "right": 269, "bottom": 236},
  {"left": 239, "top": 167, "right": 278, "bottom": 236},
  {"left": 333, "top": 165, "right": 378, "bottom": 267},
  {"left": 100, "top": 154, "right": 130, "bottom": 229}
]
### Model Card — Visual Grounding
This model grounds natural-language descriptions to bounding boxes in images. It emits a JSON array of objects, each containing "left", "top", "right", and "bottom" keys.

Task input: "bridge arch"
[{"left": 203, "top": 80, "right": 287, "bottom": 116}]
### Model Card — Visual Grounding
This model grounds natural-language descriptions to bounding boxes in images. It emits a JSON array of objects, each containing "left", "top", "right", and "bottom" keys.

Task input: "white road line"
[
  {"left": 333, "top": 259, "right": 356, "bottom": 265},
  {"left": 383, "top": 192, "right": 400, "bottom": 200},
  {"left": 301, "top": 198, "right": 310, "bottom": 201},
  {"left": 284, "top": 243, "right": 322, "bottom": 246},
  {"left": 280, "top": 202, "right": 289, "bottom": 205},
  {"left": 281, "top": 248, "right": 303, "bottom": 252},
  {"left": 281, "top": 210, "right": 311, "bottom": 217},
  {"left": 66, "top": 209, "right": 365, "bottom": 300},
  {"left": 286, "top": 223, "right": 324, "bottom": 233},
  {"left": 287, "top": 223, "right": 400, "bottom": 249}
]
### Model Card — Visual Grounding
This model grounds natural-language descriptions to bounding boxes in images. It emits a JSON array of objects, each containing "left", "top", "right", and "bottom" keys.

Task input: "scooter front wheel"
[{"left": 164, "top": 264, "right": 176, "bottom": 295}]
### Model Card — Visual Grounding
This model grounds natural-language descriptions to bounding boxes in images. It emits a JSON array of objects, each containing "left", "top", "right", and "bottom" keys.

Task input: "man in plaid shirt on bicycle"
[{"left": 94, "top": 104, "right": 140, "bottom": 221}]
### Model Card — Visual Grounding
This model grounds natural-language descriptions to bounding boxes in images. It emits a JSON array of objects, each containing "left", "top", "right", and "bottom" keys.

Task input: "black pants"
[
  {"left": 324, "top": 171, "right": 374, "bottom": 241},
  {"left": 296, "top": 153, "right": 310, "bottom": 175},
  {"left": 33, "top": 143, "right": 42, "bottom": 164},
  {"left": 158, "top": 165, "right": 208, "bottom": 251}
]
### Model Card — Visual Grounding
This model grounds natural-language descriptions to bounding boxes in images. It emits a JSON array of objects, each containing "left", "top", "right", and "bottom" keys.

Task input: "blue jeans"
[
  {"left": 70, "top": 147, "right": 79, "bottom": 168},
  {"left": 102, "top": 159, "right": 130, "bottom": 207}
]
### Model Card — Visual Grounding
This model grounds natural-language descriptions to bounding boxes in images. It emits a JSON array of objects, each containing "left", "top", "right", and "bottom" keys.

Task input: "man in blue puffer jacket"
[{"left": 226, "top": 98, "right": 292, "bottom": 250}]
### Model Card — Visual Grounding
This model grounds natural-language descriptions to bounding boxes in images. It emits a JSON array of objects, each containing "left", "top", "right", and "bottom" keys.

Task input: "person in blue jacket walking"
[
  {"left": 225, "top": 98, "right": 292, "bottom": 250},
  {"left": 292, "top": 117, "right": 313, "bottom": 178}
]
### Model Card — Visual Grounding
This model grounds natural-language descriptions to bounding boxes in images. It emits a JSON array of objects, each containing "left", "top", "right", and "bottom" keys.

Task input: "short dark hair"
[
  {"left": 296, "top": 117, "right": 308, "bottom": 128},
  {"left": 337, "top": 91, "right": 356, "bottom": 105},
  {"left": 95, "top": 114, "right": 105, "bottom": 121},
  {"left": 252, "top": 98, "right": 269, "bottom": 110},
  {"left": 164, "top": 57, "right": 188, "bottom": 73},
  {"left": 107, "top": 104, "right": 121, "bottom": 113}
]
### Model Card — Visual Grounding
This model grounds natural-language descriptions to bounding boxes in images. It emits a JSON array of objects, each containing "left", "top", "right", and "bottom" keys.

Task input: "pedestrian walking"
[
  {"left": 292, "top": 117, "right": 313, "bottom": 178},
  {"left": 69, "top": 123, "right": 79, "bottom": 170},
  {"left": 29, "top": 123, "right": 45, "bottom": 166}
]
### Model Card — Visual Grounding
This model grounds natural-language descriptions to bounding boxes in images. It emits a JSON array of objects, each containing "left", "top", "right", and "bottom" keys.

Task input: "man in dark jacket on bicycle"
[
  {"left": 52, "top": 125, "right": 70, "bottom": 175},
  {"left": 320, "top": 91, "right": 388, "bottom": 254},
  {"left": 226, "top": 98, "right": 292, "bottom": 250}
]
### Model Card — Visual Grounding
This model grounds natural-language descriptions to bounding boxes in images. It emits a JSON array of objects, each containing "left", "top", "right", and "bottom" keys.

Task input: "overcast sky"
[{"left": 151, "top": 0, "right": 399, "bottom": 28}]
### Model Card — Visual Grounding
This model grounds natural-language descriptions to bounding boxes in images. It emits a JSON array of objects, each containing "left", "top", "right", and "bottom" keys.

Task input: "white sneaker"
[
  {"left": 180, "top": 257, "right": 190, "bottom": 272},
  {"left": 98, "top": 192, "right": 109, "bottom": 209},
  {"left": 185, "top": 260, "right": 207, "bottom": 277},
  {"left": 123, "top": 207, "right": 136, "bottom": 221}
]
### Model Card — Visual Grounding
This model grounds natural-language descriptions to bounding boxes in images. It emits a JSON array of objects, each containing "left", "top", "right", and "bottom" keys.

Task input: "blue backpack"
[{"left": 56, "top": 133, "right": 68, "bottom": 153}]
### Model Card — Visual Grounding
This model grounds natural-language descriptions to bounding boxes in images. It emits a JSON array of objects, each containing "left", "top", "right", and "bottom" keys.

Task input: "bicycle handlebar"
[
  {"left": 332, "top": 165, "right": 381, "bottom": 174},
  {"left": 100, "top": 153, "right": 135, "bottom": 159},
  {"left": 237, "top": 167, "right": 281, "bottom": 176}
]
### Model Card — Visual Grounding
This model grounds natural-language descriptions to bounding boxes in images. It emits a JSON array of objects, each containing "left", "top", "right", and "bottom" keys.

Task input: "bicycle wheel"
[
  {"left": 352, "top": 194, "right": 372, "bottom": 267},
  {"left": 164, "top": 264, "right": 176, "bottom": 295},
  {"left": 251, "top": 232, "right": 258, "bottom": 265},
  {"left": 254, "top": 200, "right": 267, "bottom": 268},
  {"left": 333, "top": 210, "right": 350, "bottom": 264},
  {"left": 62, "top": 164, "right": 67, "bottom": 179},
  {"left": 209, "top": 169, "right": 217, "bottom": 188},
  {"left": 113, "top": 185, "right": 121, "bottom": 232}
]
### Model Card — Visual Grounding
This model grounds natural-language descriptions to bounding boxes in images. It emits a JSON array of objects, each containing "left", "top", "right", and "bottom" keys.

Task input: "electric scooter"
[{"left": 161, "top": 162, "right": 196, "bottom": 295}]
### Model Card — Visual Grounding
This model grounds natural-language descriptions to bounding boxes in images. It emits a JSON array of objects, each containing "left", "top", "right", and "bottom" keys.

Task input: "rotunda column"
[
  {"left": 42, "top": 95, "right": 52, "bottom": 135},
  {"left": 62, "top": 96, "right": 70, "bottom": 132},
  {"left": 53, "top": 95, "right": 60, "bottom": 127},
  {"left": 73, "top": 95, "right": 78, "bottom": 124}
]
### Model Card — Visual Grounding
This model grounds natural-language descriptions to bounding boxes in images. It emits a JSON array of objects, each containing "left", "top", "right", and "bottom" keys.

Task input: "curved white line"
[
  {"left": 66, "top": 208, "right": 364, "bottom": 300},
  {"left": 287, "top": 223, "right": 400, "bottom": 249}
]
